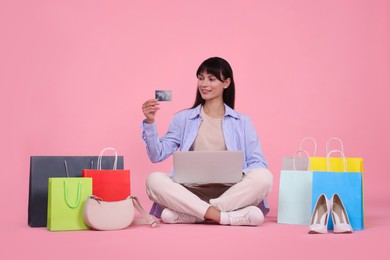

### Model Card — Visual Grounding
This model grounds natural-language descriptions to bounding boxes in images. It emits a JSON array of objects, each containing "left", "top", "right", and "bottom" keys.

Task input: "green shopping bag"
[{"left": 47, "top": 175, "right": 92, "bottom": 231}]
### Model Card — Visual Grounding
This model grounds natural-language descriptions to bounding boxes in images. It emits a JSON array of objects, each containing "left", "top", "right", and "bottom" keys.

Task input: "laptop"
[{"left": 172, "top": 150, "right": 244, "bottom": 184}]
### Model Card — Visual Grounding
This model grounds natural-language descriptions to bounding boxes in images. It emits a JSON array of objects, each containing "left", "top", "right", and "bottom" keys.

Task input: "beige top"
[{"left": 190, "top": 107, "right": 227, "bottom": 151}]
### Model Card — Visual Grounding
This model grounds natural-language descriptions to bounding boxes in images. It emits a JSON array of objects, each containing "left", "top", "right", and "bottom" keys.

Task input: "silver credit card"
[{"left": 155, "top": 90, "right": 172, "bottom": 101}]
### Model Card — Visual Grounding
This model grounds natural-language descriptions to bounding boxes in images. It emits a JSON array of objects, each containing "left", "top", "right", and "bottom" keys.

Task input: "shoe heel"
[
  {"left": 331, "top": 194, "right": 353, "bottom": 233},
  {"left": 309, "top": 194, "right": 330, "bottom": 234}
]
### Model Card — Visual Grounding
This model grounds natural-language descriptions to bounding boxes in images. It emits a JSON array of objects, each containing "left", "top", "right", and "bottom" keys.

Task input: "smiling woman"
[
  {"left": 196, "top": 71, "right": 230, "bottom": 116},
  {"left": 193, "top": 57, "right": 235, "bottom": 111},
  {"left": 141, "top": 57, "right": 273, "bottom": 226}
]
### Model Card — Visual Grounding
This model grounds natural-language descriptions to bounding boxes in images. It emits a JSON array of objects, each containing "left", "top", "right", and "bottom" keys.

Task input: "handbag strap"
[{"left": 131, "top": 196, "right": 159, "bottom": 228}]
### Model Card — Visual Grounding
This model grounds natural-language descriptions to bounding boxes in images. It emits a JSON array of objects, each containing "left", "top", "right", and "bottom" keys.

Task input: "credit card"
[{"left": 155, "top": 90, "right": 172, "bottom": 101}]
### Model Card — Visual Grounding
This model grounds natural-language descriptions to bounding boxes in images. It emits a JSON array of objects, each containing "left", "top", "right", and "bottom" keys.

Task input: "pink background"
[{"left": 1, "top": 0, "right": 389, "bottom": 259}]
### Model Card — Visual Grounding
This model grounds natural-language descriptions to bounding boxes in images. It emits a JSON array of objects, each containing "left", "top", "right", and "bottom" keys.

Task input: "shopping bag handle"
[
  {"left": 326, "top": 149, "right": 348, "bottom": 172},
  {"left": 97, "top": 147, "right": 118, "bottom": 170},
  {"left": 292, "top": 149, "right": 310, "bottom": 170},
  {"left": 64, "top": 160, "right": 93, "bottom": 176},
  {"left": 63, "top": 181, "right": 82, "bottom": 208},
  {"left": 299, "top": 137, "right": 317, "bottom": 157},
  {"left": 64, "top": 161, "right": 70, "bottom": 177},
  {"left": 326, "top": 137, "right": 344, "bottom": 155}
]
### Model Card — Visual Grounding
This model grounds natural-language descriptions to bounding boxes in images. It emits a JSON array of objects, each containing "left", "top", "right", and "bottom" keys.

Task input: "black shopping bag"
[{"left": 28, "top": 156, "right": 124, "bottom": 227}]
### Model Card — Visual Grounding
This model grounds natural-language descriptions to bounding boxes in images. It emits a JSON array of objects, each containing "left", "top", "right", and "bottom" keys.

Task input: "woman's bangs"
[{"left": 196, "top": 64, "right": 223, "bottom": 81}]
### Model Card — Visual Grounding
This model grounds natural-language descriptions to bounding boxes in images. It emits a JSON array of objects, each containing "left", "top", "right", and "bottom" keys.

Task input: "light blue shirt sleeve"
[{"left": 141, "top": 118, "right": 181, "bottom": 163}]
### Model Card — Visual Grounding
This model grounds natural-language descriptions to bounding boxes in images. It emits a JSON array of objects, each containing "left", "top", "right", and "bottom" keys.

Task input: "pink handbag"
[{"left": 83, "top": 195, "right": 159, "bottom": 230}]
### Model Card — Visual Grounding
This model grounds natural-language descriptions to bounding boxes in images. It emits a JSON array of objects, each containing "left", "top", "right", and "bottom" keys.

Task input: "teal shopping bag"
[
  {"left": 277, "top": 170, "right": 313, "bottom": 225},
  {"left": 278, "top": 149, "right": 314, "bottom": 225}
]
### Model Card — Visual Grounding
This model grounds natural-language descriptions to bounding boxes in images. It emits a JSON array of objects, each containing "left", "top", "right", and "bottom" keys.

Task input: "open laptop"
[{"left": 172, "top": 150, "right": 244, "bottom": 184}]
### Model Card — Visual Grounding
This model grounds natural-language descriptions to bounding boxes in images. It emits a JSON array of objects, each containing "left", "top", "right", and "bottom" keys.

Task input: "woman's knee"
[
  {"left": 247, "top": 168, "right": 273, "bottom": 192},
  {"left": 146, "top": 171, "right": 169, "bottom": 192}
]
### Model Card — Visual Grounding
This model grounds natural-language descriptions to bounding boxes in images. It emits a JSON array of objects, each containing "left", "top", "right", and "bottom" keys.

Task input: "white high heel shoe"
[
  {"left": 309, "top": 194, "right": 330, "bottom": 234},
  {"left": 331, "top": 194, "right": 353, "bottom": 233}
]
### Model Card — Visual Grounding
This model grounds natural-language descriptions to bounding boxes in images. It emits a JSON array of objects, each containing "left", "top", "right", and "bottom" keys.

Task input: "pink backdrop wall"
[{"left": 1, "top": 0, "right": 389, "bottom": 230}]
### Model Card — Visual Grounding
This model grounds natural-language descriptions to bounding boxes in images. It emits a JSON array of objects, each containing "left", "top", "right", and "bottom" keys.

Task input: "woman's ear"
[{"left": 224, "top": 78, "right": 231, "bottom": 89}]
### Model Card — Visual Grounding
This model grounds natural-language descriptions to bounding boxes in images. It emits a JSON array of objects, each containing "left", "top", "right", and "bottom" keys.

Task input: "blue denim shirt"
[{"left": 141, "top": 104, "right": 268, "bottom": 173}]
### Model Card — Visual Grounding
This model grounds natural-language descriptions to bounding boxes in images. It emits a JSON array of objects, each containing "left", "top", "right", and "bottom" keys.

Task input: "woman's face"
[{"left": 197, "top": 71, "right": 230, "bottom": 103}]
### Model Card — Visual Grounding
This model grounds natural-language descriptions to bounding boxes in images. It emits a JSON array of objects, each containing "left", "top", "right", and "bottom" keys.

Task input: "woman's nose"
[{"left": 199, "top": 79, "right": 209, "bottom": 87}]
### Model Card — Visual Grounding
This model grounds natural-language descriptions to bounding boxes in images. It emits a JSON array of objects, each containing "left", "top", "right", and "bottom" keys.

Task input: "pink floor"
[{"left": 3, "top": 195, "right": 388, "bottom": 260}]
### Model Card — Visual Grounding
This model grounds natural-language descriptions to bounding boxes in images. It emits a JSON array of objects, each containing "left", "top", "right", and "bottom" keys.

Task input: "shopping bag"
[
  {"left": 278, "top": 170, "right": 313, "bottom": 225},
  {"left": 310, "top": 157, "right": 363, "bottom": 172},
  {"left": 281, "top": 137, "right": 317, "bottom": 171},
  {"left": 309, "top": 138, "right": 363, "bottom": 172},
  {"left": 82, "top": 147, "right": 130, "bottom": 201},
  {"left": 309, "top": 138, "right": 365, "bottom": 225},
  {"left": 278, "top": 150, "right": 313, "bottom": 225},
  {"left": 28, "top": 155, "right": 124, "bottom": 227},
  {"left": 47, "top": 176, "right": 92, "bottom": 231},
  {"left": 312, "top": 150, "right": 364, "bottom": 230}
]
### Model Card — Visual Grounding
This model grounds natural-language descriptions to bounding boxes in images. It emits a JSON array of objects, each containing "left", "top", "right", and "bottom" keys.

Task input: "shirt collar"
[{"left": 189, "top": 104, "right": 239, "bottom": 120}]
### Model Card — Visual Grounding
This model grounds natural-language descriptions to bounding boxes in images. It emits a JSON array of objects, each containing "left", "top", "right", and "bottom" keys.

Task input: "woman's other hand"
[{"left": 142, "top": 99, "right": 160, "bottom": 124}]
